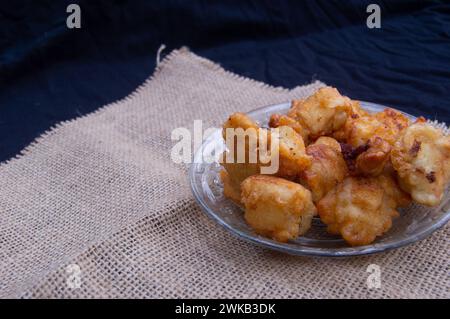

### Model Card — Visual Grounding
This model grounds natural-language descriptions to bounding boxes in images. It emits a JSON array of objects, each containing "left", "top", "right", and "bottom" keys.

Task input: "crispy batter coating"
[
  {"left": 349, "top": 100, "right": 369, "bottom": 118},
  {"left": 334, "top": 108, "right": 409, "bottom": 176},
  {"left": 287, "top": 87, "right": 353, "bottom": 140},
  {"left": 269, "top": 113, "right": 310, "bottom": 144},
  {"left": 391, "top": 122, "right": 450, "bottom": 206},
  {"left": 314, "top": 136, "right": 342, "bottom": 152},
  {"left": 220, "top": 113, "right": 262, "bottom": 203},
  {"left": 337, "top": 107, "right": 410, "bottom": 147},
  {"left": 220, "top": 157, "right": 260, "bottom": 204},
  {"left": 375, "top": 108, "right": 410, "bottom": 139},
  {"left": 219, "top": 170, "right": 243, "bottom": 204},
  {"left": 241, "top": 175, "right": 316, "bottom": 242},
  {"left": 342, "top": 115, "right": 384, "bottom": 147},
  {"left": 317, "top": 175, "right": 409, "bottom": 246},
  {"left": 377, "top": 173, "right": 412, "bottom": 208},
  {"left": 223, "top": 112, "right": 259, "bottom": 136},
  {"left": 347, "top": 136, "right": 391, "bottom": 176},
  {"left": 275, "top": 125, "right": 312, "bottom": 179},
  {"left": 332, "top": 100, "right": 367, "bottom": 142},
  {"left": 300, "top": 137, "right": 348, "bottom": 202},
  {"left": 220, "top": 112, "right": 311, "bottom": 202}
]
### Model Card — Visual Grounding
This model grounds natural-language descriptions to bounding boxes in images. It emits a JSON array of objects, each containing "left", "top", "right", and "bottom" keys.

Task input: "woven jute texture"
[{"left": 0, "top": 48, "right": 448, "bottom": 299}]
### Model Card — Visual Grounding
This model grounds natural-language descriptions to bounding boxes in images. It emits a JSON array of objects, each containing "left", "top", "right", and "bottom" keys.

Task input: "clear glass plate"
[{"left": 189, "top": 101, "right": 450, "bottom": 257}]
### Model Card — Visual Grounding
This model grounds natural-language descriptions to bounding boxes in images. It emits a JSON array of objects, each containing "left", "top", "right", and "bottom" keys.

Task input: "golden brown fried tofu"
[
  {"left": 219, "top": 170, "right": 243, "bottom": 204},
  {"left": 317, "top": 175, "right": 408, "bottom": 246},
  {"left": 355, "top": 137, "right": 391, "bottom": 176},
  {"left": 269, "top": 114, "right": 310, "bottom": 144},
  {"left": 375, "top": 108, "right": 410, "bottom": 140},
  {"left": 220, "top": 154, "right": 261, "bottom": 204},
  {"left": 349, "top": 100, "right": 369, "bottom": 118},
  {"left": 223, "top": 112, "right": 259, "bottom": 137},
  {"left": 332, "top": 100, "right": 367, "bottom": 142},
  {"left": 222, "top": 112, "right": 261, "bottom": 172},
  {"left": 342, "top": 115, "right": 385, "bottom": 147},
  {"left": 220, "top": 113, "right": 262, "bottom": 203},
  {"left": 220, "top": 113, "right": 311, "bottom": 202},
  {"left": 335, "top": 108, "right": 409, "bottom": 177},
  {"left": 287, "top": 87, "right": 353, "bottom": 139},
  {"left": 337, "top": 108, "right": 410, "bottom": 147},
  {"left": 241, "top": 175, "right": 316, "bottom": 242},
  {"left": 275, "top": 125, "right": 312, "bottom": 179},
  {"left": 377, "top": 173, "right": 412, "bottom": 208},
  {"left": 300, "top": 137, "right": 348, "bottom": 202},
  {"left": 391, "top": 122, "right": 450, "bottom": 206},
  {"left": 314, "top": 136, "right": 342, "bottom": 152}
]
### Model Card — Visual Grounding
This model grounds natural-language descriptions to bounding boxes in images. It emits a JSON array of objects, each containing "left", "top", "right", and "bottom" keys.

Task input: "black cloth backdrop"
[{"left": 1, "top": 0, "right": 449, "bottom": 162}]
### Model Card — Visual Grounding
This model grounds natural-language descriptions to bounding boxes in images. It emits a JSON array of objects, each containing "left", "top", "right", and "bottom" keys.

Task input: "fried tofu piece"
[
  {"left": 223, "top": 112, "right": 259, "bottom": 137},
  {"left": 375, "top": 108, "right": 410, "bottom": 141},
  {"left": 355, "top": 137, "right": 392, "bottom": 176},
  {"left": 219, "top": 157, "right": 261, "bottom": 204},
  {"left": 220, "top": 113, "right": 262, "bottom": 203},
  {"left": 220, "top": 113, "right": 311, "bottom": 203},
  {"left": 332, "top": 100, "right": 368, "bottom": 142},
  {"left": 300, "top": 137, "right": 348, "bottom": 202},
  {"left": 349, "top": 100, "right": 369, "bottom": 118},
  {"left": 335, "top": 108, "right": 409, "bottom": 176},
  {"left": 337, "top": 108, "right": 410, "bottom": 147},
  {"left": 391, "top": 122, "right": 450, "bottom": 206},
  {"left": 314, "top": 136, "right": 342, "bottom": 152},
  {"left": 241, "top": 175, "right": 316, "bottom": 242},
  {"left": 275, "top": 125, "right": 312, "bottom": 179},
  {"left": 317, "top": 175, "right": 409, "bottom": 246},
  {"left": 270, "top": 98, "right": 364, "bottom": 145},
  {"left": 220, "top": 170, "right": 244, "bottom": 204},
  {"left": 341, "top": 115, "right": 385, "bottom": 147},
  {"left": 269, "top": 114, "right": 310, "bottom": 144},
  {"left": 377, "top": 173, "right": 412, "bottom": 208},
  {"left": 287, "top": 87, "right": 353, "bottom": 140}
]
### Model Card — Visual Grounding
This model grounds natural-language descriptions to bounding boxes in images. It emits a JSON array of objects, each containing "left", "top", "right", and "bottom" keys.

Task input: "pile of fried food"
[{"left": 219, "top": 87, "right": 450, "bottom": 246}]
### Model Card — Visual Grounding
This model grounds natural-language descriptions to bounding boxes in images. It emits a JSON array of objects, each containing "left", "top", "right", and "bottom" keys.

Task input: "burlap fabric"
[{"left": 0, "top": 48, "right": 448, "bottom": 299}]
